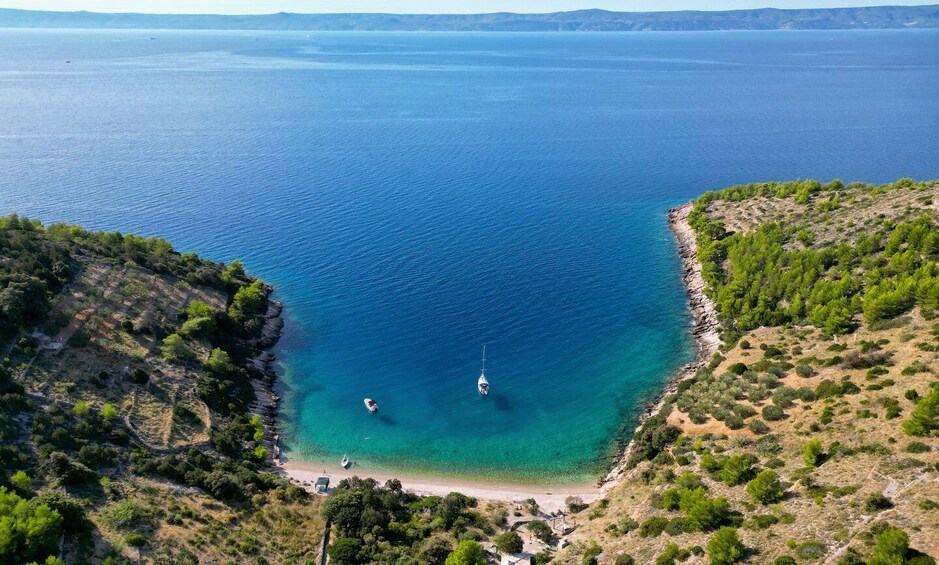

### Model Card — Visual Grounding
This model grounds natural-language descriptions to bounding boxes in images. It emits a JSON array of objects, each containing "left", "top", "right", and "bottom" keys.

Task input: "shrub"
[
  {"left": 748, "top": 514, "right": 779, "bottom": 530},
  {"left": 687, "top": 497, "right": 731, "bottom": 532},
  {"left": 708, "top": 527, "right": 745, "bottom": 565},
  {"left": 774, "top": 556, "right": 796, "bottom": 565},
  {"left": 161, "top": 333, "right": 192, "bottom": 363},
  {"left": 795, "top": 364, "right": 814, "bottom": 378},
  {"left": 901, "top": 360, "right": 931, "bottom": 376},
  {"left": 329, "top": 537, "right": 363, "bottom": 564},
  {"left": 919, "top": 499, "right": 939, "bottom": 511},
  {"left": 638, "top": 516, "right": 669, "bottom": 538},
  {"left": 0, "top": 487, "right": 63, "bottom": 563},
  {"left": 68, "top": 330, "right": 89, "bottom": 348},
  {"left": 664, "top": 517, "right": 690, "bottom": 536},
  {"left": 77, "top": 444, "right": 115, "bottom": 468},
  {"left": 794, "top": 540, "right": 826, "bottom": 560},
  {"left": 229, "top": 280, "right": 267, "bottom": 327},
  {"left": 72, "top": 401, "right": 89, "bottom": 416},
  {"left": 884, "top": 402, "right": 901, "bottom": 420},
  {"left": 626, "top": 415, "right": 682, "bottom": 468},
  {"left": 870, "top": 527, "right": 909, "bottom": 565},
  {"left": 748, "top": 419, "right": 769, "bottom": 434},
  {"left": 418, "top": 537, "right": 453, "bottom": 565},
  {"left": 772, "top": 387, "right": 797, "bottom": 409},
  {"left": 527, "top": 520, "right": 552, "bottom": 544},
  {"left": 720, "top": 454, "right": 757, "bottom": 486},
  {"left": 615, "top": 555, "right": 635, "bottom": 565},
  {"left": 10, "top": 470, "right": 31, "bottom": 492},
  {"left": 617, "top": 517, "right": 639, "bottom": 535},
  {"left": 129, "top": 368, "right": 149, "bottom": 385},
  {"left": 863, "top": 494, "right": 893, "bottom": 513},
  {"left": 759, "top": 374, "right": 781, "bottom": 388},
  {"left": 446, "top": 540, "right": 486, "bottom": 565},
  {"left": 103, "top": 501, "right": 146, "bottom": 530},
  {"left": 532, "top": 551, "right": 553, "bottom": 565},
  {"left": 582, "top": 541, "right": 602, "bottom": 565},
  {"left": 746, "top": 470, "right": 784, "bottom": 504},
  {"left": 905, "top": 441, "right": 931, "bottom": 453},
  {"left": 43, "top": 452, "right": 95, "bottom": 486},
  {"left": 903, "top": 386, "right": 939, "bottom": 437},
  {"left": 802, "top": 439, "right": 824, "bottom": 467},
  {"left": 180, "top": 299, "right": 215, "bottom": 321},
  {"left": 756, "top": 434, "right": 782, "bottom": 455},
  {"left": 700, "top": 453, "right": 723, "bottom": 473},
  {"left": 724, "top": 414, "right": 745, "bottom": 430},
  {"left": 816, "top": 379, "right": 860, "bottom": 398},
  {"left": 179, "top": 316, "right": 215, "bottom": 337},
  {"left": 795, "top": 387, "right": 817, "bottom": 402},
  {"left": 125, "top": 533, "right": 147, "bottom": 547},
  {"left": 565, "top": 496, "right": 588, "bottom": 513},
  {"left": 495, "top": 531, "right": 523, "bottom": 554},
  {"left": 656, "top": 543, "right": 690, "bottom": 565},
  {"left": 762, "top": 405, "right": 785, "bottom": 421}
]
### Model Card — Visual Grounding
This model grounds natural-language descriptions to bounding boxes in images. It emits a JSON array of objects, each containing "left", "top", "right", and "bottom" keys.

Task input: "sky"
[{"left": 0, "top": 0, "right": 933, "bottom": 14}]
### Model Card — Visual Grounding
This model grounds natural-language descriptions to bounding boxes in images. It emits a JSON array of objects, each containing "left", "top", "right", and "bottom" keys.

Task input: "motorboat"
[{"left": 364, "top": 398, "right": 378, "bottom": 413}]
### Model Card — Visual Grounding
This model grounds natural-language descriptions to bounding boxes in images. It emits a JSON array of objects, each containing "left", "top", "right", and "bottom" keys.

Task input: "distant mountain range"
[{"left": 1, "top": 5, "right": 938, "bottom": 31}]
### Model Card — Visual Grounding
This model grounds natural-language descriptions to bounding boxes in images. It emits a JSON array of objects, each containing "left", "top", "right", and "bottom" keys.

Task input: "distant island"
[{"left": 1, "top": 5, "right": 938, "bottom": 32}]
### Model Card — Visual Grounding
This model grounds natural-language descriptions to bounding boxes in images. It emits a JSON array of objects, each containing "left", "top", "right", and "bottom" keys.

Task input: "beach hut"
[{"left": 314, "top": 476, "right": 329, "bottom": 494}]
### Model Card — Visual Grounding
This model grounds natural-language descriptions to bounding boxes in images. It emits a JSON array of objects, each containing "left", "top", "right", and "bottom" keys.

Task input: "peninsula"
[{"left": 558, "top": 178, "right": 939, "bottom": 563}]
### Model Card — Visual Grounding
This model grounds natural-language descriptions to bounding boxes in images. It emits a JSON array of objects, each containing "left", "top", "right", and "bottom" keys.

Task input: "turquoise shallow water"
[{"left": 0, "top": 29, "right": 937, "bottom": 483}]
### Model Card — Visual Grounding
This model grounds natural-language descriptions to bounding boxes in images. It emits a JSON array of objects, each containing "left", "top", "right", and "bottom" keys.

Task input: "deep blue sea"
[{"left": 0, "top": 29, "right": 937, "bottom": 483}]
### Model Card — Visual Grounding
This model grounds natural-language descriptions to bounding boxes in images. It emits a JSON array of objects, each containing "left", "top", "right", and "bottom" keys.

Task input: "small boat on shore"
[
  {"left": 364, "top": 398, "right": 378, "bottom": 412},
  {"left": 340, "top": 454, "right": 350, "bottom": 469},
  {"left": 478, "top": 346, "right": 489, "bottom": 396}
]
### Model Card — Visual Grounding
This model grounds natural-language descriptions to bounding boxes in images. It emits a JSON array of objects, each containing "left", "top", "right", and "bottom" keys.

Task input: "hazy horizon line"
[{"left": 2, "top": 3, "right": 937, "bottom": 16}]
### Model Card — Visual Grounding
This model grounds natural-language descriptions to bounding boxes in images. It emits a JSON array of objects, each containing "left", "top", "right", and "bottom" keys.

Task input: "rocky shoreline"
[
  {"left": 246, "top": 284, "right": 286, "bottom": 463},
  {"left": 598, "top": 201, "right": 721, "bottom": 491}
]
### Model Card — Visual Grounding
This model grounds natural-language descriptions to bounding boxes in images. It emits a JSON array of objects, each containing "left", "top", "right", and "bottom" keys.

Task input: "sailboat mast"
[{"left": 481, "top": 346, "right": 486, "bottom": 375}]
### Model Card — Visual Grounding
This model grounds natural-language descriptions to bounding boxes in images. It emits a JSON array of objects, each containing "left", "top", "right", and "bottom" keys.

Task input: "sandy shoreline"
[
  {"left": 279, "top": 461, "right": 599, "bottom": 513},
  {"left": 268, "top": 201, "right": 720, "bottom": 511}
]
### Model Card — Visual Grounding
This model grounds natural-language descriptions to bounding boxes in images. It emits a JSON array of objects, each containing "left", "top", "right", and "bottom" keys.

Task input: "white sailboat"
[{"left": 477, "top": 346, "right": 490, "bottom": 395}]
